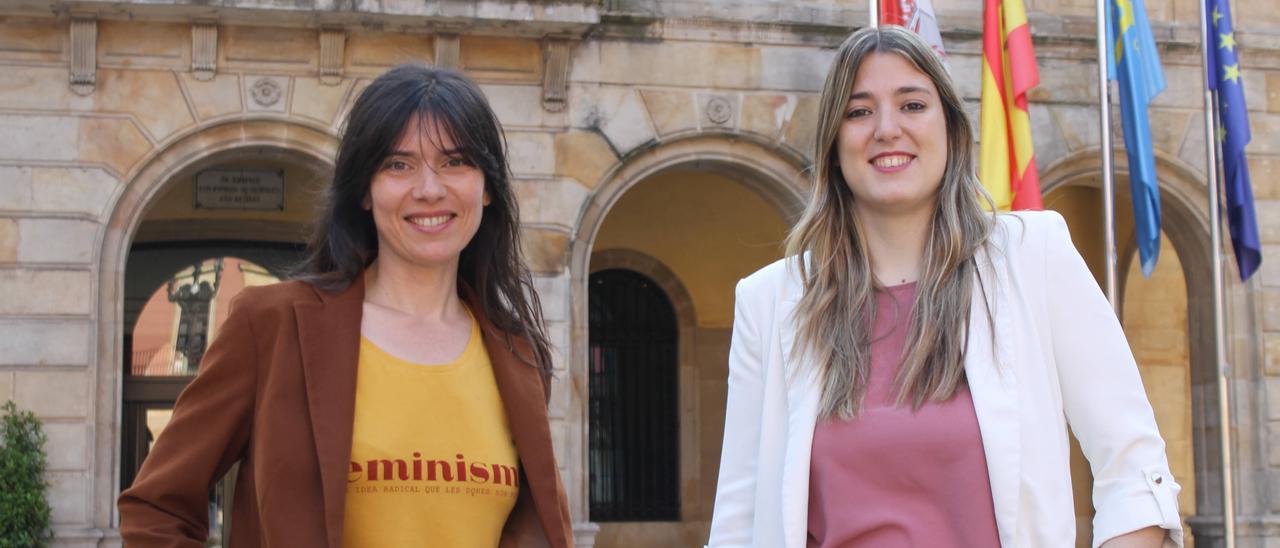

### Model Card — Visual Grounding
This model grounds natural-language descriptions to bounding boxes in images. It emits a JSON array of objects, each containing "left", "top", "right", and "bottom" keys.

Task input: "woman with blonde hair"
[{"left": 708, "top": 26, "right": 1182, "bottom": 548}]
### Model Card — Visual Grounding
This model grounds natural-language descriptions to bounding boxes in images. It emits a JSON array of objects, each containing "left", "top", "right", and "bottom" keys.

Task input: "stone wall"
[{"left": 0, "top": 0, "right": 1277, "bottom": 546}]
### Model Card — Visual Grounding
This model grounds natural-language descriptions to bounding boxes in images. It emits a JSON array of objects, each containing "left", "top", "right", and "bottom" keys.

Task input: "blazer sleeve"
[
  {"left": 707, "top": 279, "right": 767, "bottom": 547},
  {"left": 1038, "top": 212, "right": 1184, "bottom": 547},
  {"left": 118, "top": 293, "right": 259, "bottom": 546}
]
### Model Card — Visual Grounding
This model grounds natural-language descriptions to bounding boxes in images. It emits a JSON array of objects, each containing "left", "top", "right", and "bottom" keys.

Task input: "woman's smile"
[
  {"left": 869, "top": 152, "right": 916, "bottom": 173},
  {"left": 405, "top": 212, "right": 457, "bottom": 232}
]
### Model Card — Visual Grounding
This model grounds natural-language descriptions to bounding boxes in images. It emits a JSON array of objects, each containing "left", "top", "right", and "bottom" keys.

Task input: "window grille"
[{"left": 588, "top": 269, "right": 680, "bottom": 521}]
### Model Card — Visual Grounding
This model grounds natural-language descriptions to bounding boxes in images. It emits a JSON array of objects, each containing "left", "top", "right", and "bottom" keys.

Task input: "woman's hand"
[{"left": 1099, "top": 526, "right": 1166, "bottom": 548}]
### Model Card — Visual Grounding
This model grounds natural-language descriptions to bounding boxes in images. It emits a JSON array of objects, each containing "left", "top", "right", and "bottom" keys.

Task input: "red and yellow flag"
[{"left": 979, "top": 0, "right": 1042, "bottom": 210}]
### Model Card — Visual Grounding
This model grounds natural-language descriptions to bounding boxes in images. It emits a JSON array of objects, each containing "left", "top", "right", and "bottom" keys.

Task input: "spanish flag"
[{"left": 979, "top": 0, "right": 1042, "bottom": 210}]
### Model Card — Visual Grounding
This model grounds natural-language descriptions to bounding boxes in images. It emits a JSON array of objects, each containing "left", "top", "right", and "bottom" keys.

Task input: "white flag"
[{"left": 882, "top": 0, "right": 946, "bottom": 57}]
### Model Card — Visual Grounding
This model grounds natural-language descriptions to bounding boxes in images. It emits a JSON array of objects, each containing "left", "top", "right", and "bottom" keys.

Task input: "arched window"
[
  {"left": 588, "top": 269, "right": 680, "bottom": 521},
  {"left": 122, "top": 243, "right": 301, "bottom": 545}
]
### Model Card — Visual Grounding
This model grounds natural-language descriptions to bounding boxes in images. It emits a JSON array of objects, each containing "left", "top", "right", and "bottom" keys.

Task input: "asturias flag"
[
  {"left": 1107, "top": 0, "right": 1166, "bottom": 276},
  {"left": 881, "top": 0, "right": 946, "bottom": 57},
  {"left": 978, "top": 0, "right": 1043, "bottom": 211},
  {"left": 1206, "top": 0, "right": 1262, "bottom": 280}
]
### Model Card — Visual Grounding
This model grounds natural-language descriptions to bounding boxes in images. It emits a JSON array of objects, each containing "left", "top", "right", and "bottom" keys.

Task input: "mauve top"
[{"left": 806, "top": 283, "right": 1001, "bottom": 548}]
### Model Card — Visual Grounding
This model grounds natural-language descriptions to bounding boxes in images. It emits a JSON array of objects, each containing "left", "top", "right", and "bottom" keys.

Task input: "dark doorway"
[{"left": 588, "top": 269, "right": 680, "bottom": 521}]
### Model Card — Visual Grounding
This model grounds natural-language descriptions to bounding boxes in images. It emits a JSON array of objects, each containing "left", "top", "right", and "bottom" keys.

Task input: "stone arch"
[
  {"left": 91, "top": 117, "right": 338, "bottom": 527},
  {"left": 576, "top": 132, "right": 810, "bottom": 240},
  {"left": 589, "top": 248, "right": 697, "bottom": 331},
  {"left": 564, "top": 132, "right": 808, "bottom": 536},
  {"left": 1040, "top": 149, "right": 1211, "bottom": 304},
  {"left": 1039, "top": 148, "right": 1227, "bottom": 531}
]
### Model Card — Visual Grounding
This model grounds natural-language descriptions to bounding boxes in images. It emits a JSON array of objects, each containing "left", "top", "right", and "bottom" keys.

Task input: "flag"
[
  {"left": 1206, "top": 0, "right": 1262, "bottom": 280},
  {"left": 881, "top": 0, "right": 946, "bottom": 57},
  {"left": 1107, "top": 0, "right": 1166, "bottom": 276},
  {"left": 978, "top": 0, "right": 1043, "bottom": 211}
]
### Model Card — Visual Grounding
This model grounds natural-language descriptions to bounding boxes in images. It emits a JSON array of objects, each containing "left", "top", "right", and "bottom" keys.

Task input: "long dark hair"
[{"left": 298, "top": 64, "right": 552, "bottom": 374}]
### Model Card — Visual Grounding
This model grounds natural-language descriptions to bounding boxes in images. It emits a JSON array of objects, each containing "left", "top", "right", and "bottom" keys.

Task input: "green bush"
[{"left": 0, "top": 401, "right": 51, "bottom": 548}]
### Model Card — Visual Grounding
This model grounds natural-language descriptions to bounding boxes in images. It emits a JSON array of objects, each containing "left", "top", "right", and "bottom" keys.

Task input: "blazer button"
[{"left": 1150, "top": 472, "right": 1164, "bottom": 485}]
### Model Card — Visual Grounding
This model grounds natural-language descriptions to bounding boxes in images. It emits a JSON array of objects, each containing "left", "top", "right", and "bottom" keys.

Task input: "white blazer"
[{"left": 707, "top": 211, "right": 1183, "bottom": 548}]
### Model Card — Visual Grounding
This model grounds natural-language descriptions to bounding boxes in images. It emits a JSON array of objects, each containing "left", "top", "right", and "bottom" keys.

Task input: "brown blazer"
[{"left": 118, "top": 277, "right": 573, "bottom": 547}]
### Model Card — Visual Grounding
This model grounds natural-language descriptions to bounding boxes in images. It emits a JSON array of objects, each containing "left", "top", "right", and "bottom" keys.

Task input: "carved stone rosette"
[
  {"left": 250, "top": 78, "right": 283, "bottom": 108},
  {"left": 705, "top": 96, "right": 733, "bottom": 126}
]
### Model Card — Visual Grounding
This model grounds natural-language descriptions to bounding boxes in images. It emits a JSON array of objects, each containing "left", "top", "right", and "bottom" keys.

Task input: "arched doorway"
[
  {"left": 120, "top": 254, "right": 291, "bottom": 544},
  {"left": 570, "top": 134, "right": 807, "bottom": 546},
  {"left": 1042, "top": 151, "right": 1215, "bottom": 547},
  {"left": 588, "top": 268, "right": 681, "bottom": 522},
  {"left": 95, "top": 119, "right": 337, "bottom": 533},
  {"left": 119, "top": 146, "right": 325, "bottom": 540}
]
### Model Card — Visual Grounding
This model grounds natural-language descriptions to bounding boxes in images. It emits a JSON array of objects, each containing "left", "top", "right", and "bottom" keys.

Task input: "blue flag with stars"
[
  {"left": 1206, "top": 0, "right": 1262, "bottom": 280},
  {"left": 1107, "top": 0, "right": 1166, "bottom": 276}
]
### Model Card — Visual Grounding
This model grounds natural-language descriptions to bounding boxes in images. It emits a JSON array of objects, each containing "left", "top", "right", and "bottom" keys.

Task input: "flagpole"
[
  {"left": 869, "top": 0, "right": 879, "bottom": 28},
  {"left": 1199, "top": 0, "right": 1236, "bottom": 543},
  {"left": 1095, "top": 0, "right": 1119, "bottom": 311}
]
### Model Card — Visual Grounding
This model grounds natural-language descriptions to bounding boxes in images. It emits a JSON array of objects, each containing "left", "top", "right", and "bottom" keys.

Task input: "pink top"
[{"left": 806, "top": 283, "right": 1001, "bottom": 548}]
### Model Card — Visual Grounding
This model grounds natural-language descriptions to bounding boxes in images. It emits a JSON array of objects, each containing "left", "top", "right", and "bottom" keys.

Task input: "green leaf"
[{"left": 0, "top": 401, "right": 51, "bottom": 547}]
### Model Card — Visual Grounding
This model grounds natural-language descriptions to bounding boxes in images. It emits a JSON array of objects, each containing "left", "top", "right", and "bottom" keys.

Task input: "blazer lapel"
[
  {"left": 778, "top": 289, "right": 821, "bottom": 548},
  {"left": 470, "top": 300, "right": 569, "bottom": 548},
  {"left": 779, "top": 294, "right": 800, "bottom": 380},
  {"left": 295, "top": 278, "right": 365, "bottom": 548},
  {"left": 778, "top": 258, "right": 805, "bottom": 378},
  {"left": 964, "top": 249, "right": 1020, "bottom": 547}
]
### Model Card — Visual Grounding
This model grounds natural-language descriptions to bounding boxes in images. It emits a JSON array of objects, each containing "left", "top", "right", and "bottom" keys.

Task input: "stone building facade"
[{"left": 0, "top": 0, "right": 1277, "bottom": 546}]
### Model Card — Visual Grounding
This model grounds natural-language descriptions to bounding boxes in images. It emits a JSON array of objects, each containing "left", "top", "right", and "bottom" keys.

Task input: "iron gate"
[{"left": 588, "top": 268, "right": 680, "bottom": 521}]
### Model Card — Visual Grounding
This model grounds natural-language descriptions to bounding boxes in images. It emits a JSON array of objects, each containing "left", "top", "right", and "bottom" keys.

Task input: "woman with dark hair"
[
  {"left": 119, "top": 65, "right": 573, "bottom": 547},
  {"left": 708, "top": 27, "right": 1181, "bottom": 548}
]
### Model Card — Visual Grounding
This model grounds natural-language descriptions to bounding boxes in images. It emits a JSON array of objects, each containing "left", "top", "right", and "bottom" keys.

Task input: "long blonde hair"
[{"left": 785, "top": 26, "right": 996, "bottom": 419}]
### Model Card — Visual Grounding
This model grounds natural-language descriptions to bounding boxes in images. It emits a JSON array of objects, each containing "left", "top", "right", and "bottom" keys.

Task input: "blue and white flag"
[{"left": 1107, "top": 0, "right": 1166, "bottom": 276}]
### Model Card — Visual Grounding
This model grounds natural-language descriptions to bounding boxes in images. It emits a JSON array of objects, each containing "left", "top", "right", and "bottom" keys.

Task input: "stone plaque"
[{"left": 194, "top": 169, "right": 285, "bottom": 210}]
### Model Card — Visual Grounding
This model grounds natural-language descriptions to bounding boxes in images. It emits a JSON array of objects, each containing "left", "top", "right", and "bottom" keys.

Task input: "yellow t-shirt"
[{"left": 342, "top": 318, "right": 519, "bottom": 547}]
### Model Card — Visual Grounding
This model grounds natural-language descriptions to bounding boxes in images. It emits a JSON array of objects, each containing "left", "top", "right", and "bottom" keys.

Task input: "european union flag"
[
  {"left": 1107, "top": 0, "right": 1166, "bottom": 276},
  {"left": 1207, "top": 0, "right": 1262, "bottom": 280}
]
